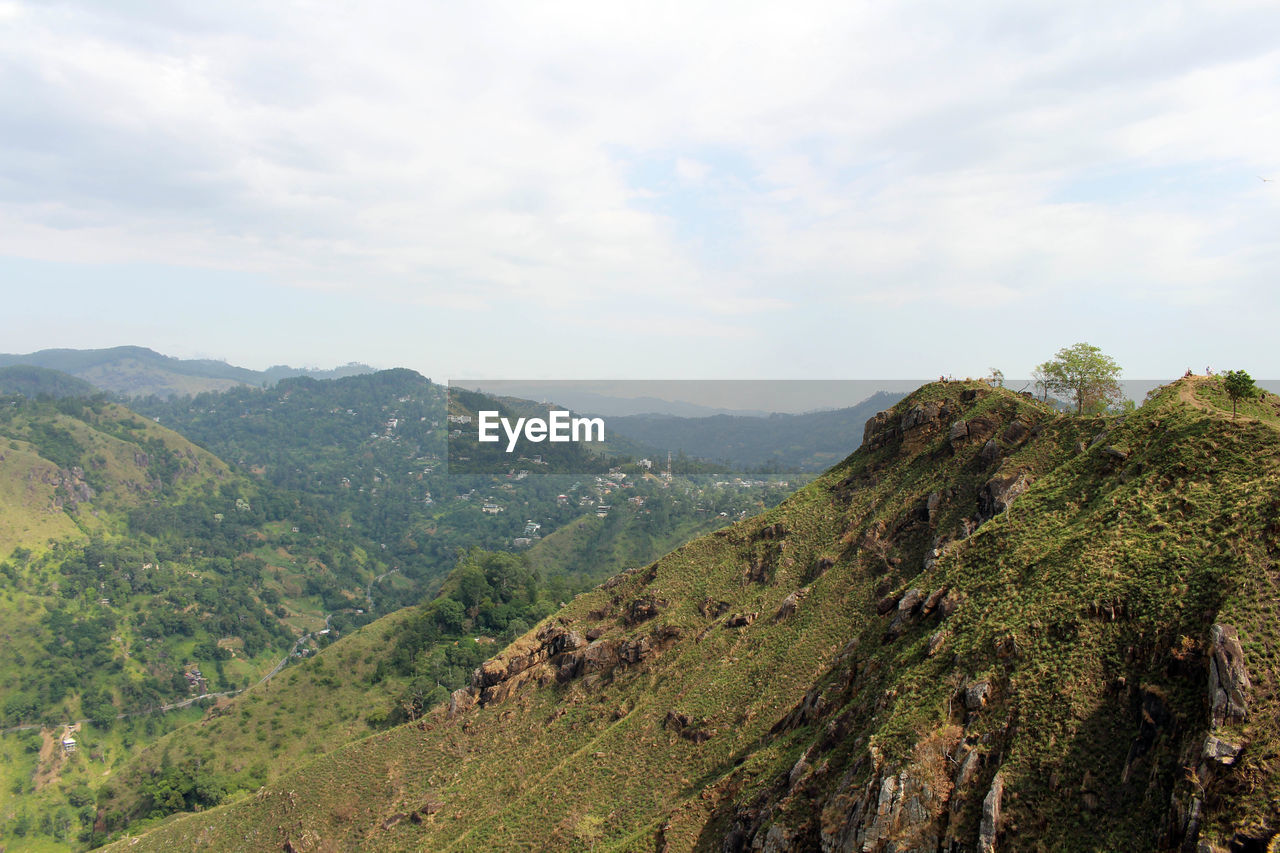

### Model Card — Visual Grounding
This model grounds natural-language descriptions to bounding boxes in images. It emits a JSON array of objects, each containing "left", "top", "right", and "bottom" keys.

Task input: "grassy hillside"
[{"left": 103, "top": 376, "right": 1280, "bottom": 853}]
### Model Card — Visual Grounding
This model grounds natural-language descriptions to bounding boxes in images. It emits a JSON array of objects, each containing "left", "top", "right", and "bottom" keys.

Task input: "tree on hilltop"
[
  {"left": 1036, "top": 343, "right": 1123, "bottom": 414},
  {"left": 1222, "top": 370, "right": 1257, "bottom": 420}
]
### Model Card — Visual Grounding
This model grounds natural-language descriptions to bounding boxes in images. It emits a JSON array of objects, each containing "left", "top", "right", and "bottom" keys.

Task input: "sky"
[{"left": 2, "top": 1, "right": 1278, "bottom": 381}]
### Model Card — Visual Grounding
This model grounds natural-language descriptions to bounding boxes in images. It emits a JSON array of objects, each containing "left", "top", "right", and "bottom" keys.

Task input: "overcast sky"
[{"left": 2, "top": 1, "right": 1278, "bottom": 380}]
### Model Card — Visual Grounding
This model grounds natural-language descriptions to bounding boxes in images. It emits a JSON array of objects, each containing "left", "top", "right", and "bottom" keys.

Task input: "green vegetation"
[
  {"left": 101, "top": 377, "right": 1280, "bottom": 852},
  {"left": 0, "top": 395, "right": 400, "bottom": 848},
  {"left": 1222, "top": 369, "right": 1258, "bottom": 419},
  {"left": 0, "top": 367, "right": 98, "bottom": 399},
  {"left": 1035, "top": 342, "right": 1123, "bottom": 413}
]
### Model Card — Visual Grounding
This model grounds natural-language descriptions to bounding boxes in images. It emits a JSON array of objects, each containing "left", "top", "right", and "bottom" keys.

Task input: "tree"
[
  {"left": 1222, "top": 370, "right": 1257, "bottom": 420},
  {"left": 1036, "top": 343, "right": 1123, "bottom": 414}
]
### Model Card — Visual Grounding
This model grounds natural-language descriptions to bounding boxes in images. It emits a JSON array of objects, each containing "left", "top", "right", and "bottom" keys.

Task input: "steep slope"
[{"left": 105, "top": 378, "right": 1280, "bottom": 852}]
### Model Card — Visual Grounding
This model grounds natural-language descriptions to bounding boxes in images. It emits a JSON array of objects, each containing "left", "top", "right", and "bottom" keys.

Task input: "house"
[
  {"left": 482, "top": 503, "right": 504, "bottom": 514},
  {"left": 62, "top": 738, "right": 76, "bottom": 754},
  {"left": 513, "top": 537, "right": 533, "bottom": 548}
]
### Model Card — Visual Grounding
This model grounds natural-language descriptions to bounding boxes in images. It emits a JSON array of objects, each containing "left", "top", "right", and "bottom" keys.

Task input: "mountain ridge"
[{"left": 0, "top": 346, "right": 375, "bottom": 398}]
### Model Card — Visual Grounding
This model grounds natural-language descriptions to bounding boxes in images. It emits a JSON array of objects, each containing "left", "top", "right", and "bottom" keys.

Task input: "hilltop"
[{"left": 105, "top": 376, "right": 1280, "bottom": 852}]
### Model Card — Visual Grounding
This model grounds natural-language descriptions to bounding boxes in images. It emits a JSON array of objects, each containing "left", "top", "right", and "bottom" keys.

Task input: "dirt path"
[{"left": 1175, "top": 376, "right": 1268, "bottom": 426}]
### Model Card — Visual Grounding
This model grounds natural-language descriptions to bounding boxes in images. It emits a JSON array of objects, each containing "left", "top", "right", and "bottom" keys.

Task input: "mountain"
[
  {"left": 0, "top": 347, "right": 375, "bottom": 398},
  {"left": 103, "top": 376, "right": 1280, "bottom": 852},
  {"left": 0, "top": 365, "right": 99, "bottom": 399},
  {"left": 606, "top": 390, "right": 908, "bottom": 472}
]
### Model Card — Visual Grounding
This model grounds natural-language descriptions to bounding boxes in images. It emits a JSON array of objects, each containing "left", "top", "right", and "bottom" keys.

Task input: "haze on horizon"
[{"left": 2, "top": 1, "right": 1278, "bottom": 380}]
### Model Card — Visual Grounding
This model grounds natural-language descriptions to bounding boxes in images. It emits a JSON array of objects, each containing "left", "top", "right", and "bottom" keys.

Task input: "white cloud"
[{"left": 1, "top": 0, "right": 1279, "bottom": 374}]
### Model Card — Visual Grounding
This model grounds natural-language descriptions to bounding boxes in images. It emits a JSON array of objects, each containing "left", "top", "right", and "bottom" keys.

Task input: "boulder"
[
  {"left": 964, "top": 680, "right": 991, "bottom": 711},
  {"left": 1202, "top": 734, "right": 1243, "bottom": 767}
]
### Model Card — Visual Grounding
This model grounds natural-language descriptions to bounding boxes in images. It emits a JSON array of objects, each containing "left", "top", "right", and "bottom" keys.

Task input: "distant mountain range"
[{"left": 0, "top": 346, "right": 374, "bottom": 398}]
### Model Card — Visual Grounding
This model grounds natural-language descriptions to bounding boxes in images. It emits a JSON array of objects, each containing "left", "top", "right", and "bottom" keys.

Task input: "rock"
[
  {"left": 699, "top": 598, "right": 730, "bottom": 618},
  {"left": 980, "top": 439, "right": 1000, "bottom": 464},
  {"left": 625, "top": 596, "right": 665, "bottom": 625},
  {"left": 979, "top": 773, "right": 1003, "bottom": 852},
  {"left": 926, "top": 631, "right": 948, "bottom": 657},
  {"left": 955, "top": 748, "right": 980, "bottom": 789},
  {"left": 876, "top": 594, "right": 900, "bottom": 615},
  {"left": 1202, "top": 734, "right": 1243, "bottom": 766},
  {"left": 774, "top": 588, "right": 808, "bottom": 621},
  {"left": 901, "top": 401, "right": 944, "bottom": 432},
  {"left": 447, "top": 686, "right": 477, "bottom": 718},
  {"left": 863, "top": 410, "right": 897, "bottom": 450},
  {"left": 1209, "top": 624, "right": 1250, "bottom": 727},
  {"left": 921, "top": 587, "right": 948, "bottom": 615},
  {"left": 1000, "top": 420, "right": 1029, "bottom": 444},
  {"left": 964, "top": 680, "right": 991, "bottom": 711},
  {"left": 725, "top": 612, "right": 758, "bottom": 628},
  {"left": 760, "top": 522, "right": 788, "bottom": 539},
  {"left": 1101, "top": 445, "right": 1128, "bottom": 461},
  {"left": 978, "top": 471, "right": 1031, "bottom": 520},
  {"left": 926, "top": 491, "right": 942, "bottom": 522},
  {"left": 897, "top": 588, "right": 925, "bottom": 616},
  {"left": 949, "top": 420, "right": 970, "bottom": 442}
]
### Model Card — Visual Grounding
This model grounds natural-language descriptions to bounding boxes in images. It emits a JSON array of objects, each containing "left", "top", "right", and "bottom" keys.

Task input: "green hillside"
[
  {"left": 104, "top": 376, "right": 1280, "bottom": 852},
  {"left": 0, "top": 367, "right": 98, "bottom": 400},
  {"left": 0, "top": 395, "right": 400, "bottom": 850}
]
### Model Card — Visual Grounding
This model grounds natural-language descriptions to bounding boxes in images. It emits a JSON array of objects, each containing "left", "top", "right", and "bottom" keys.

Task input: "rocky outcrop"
[
  {"left": 977, "top": 471, "right": 1031, "bottom": 521},
  {"left": 1169, "top": 623, "right": 1255, "bottom": 851},
  {"left": 978, "top": 773, "right": 1003, "bottom": 852},
  {"left": 1208, "top": 624, "right": 1250, "bottom": 727},
  {"left": 465, "top": 621, "right": 676, "bottom": 709}
]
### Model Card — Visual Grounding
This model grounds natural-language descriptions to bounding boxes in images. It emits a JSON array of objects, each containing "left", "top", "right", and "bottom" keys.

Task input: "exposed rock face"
[
  {"left": 466, "top": 621, "right": 676, "bottom": 709},
  {"left": 978, "top": 773, "right": 1003, "bottom": 852},
  {"left": 1208, "top": 624, "right": 1250, "bottom": 727},
  {"left": 977, "top": 471, "right": 1031, "bottom": 520},
  {"left": 1170, "top": 623, "right": 1255, "bottom": 851}
]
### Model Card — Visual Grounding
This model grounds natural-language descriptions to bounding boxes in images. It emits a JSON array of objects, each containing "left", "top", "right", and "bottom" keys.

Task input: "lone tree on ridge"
[
  {"left": 1035, "top": 343, "right": 1123, "bottom": 414},
  {"left": 1222, "top": 370, "right": 1258, "bottom": 420}
]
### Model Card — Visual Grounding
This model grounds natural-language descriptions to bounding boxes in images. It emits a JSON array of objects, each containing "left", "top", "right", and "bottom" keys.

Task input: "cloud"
[{"left": 1, "top": 0, "right": 1278, "bottom": 375}]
